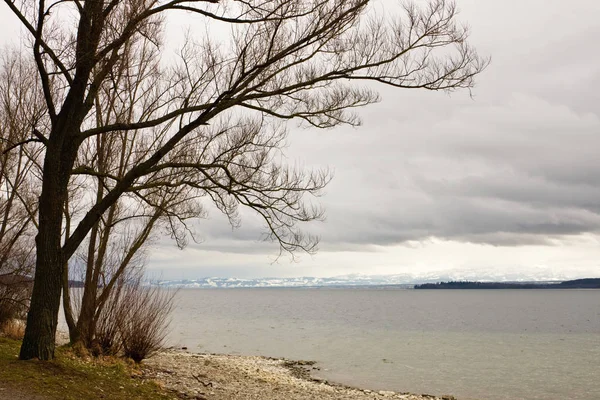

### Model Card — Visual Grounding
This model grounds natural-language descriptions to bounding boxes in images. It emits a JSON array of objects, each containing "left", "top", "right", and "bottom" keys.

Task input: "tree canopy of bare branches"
[
  {"left": 0, "top": 53, "right": 43, "bottom": 326},
  {"left": 61, "top": 31, "right": 206, "bottom": 348},
  {"left": 2, "top": 0, "right": 487, "bottom": 360}
]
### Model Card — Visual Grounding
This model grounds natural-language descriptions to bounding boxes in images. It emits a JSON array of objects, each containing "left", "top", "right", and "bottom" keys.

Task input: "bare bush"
[
  {"left": 119, "top": 285, "right": 175, "bottom": 363},
  {"left": 92, "top": 270, "right": 175, "bottom": 362},
  {"left": 0, "top": 52, "right": 39, "bottom": 331},
  {"left": 92, "top": 287, "right": 124, "bottom": 357},
  {"left": 0, "top": 274, "right": 32, "bottom": 326}
]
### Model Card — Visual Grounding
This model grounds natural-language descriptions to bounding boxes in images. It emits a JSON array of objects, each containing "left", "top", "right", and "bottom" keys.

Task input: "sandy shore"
[{"left": 141, "top": 349, "right": 457, "bottom": 400}]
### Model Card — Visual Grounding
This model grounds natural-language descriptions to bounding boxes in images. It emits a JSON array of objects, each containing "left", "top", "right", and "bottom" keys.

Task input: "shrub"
[
  {"left": 118, "top": 282, "right": 174, "bottom": 363},
  {"left": 94, "top": 288, "right": 125, "bottom": 357},
  {"left": 90, "top": 271, "right": 175, "bottom": 362},
  {"left": 0, "top": 274, "right": 32, "bottom": 326}
]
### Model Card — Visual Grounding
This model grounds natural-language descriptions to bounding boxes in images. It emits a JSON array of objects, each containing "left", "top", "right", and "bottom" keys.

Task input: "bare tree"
[
  {"left": 3, "top": 0, "right": 487, "bottom": 360},
  {"left": 62, "top": 31, "right": 205, "bottom": 347},
  {"left": 0, "top": 52, "right": 44, "bottom": 326}
]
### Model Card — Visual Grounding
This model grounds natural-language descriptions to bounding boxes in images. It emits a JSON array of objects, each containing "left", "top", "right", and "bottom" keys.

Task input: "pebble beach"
[{"left": 141, "top": 349, "right": 458, "bottom": 400}]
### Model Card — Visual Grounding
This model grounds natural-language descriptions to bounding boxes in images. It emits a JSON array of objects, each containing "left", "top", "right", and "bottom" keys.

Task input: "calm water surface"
[{"left": 167, "top": 288, "right": 600, "bottom": 400}]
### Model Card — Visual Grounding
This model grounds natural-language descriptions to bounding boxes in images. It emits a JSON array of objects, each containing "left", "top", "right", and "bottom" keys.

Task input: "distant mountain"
[
  {"left": 414, "top": 278, "right": 600, "bottom": 289},
  {"left": 154, "top": 276, "right": 415, "bottom": 289},
  {"left": 153, "top": 275, "right": 600, "bottom": 289}
]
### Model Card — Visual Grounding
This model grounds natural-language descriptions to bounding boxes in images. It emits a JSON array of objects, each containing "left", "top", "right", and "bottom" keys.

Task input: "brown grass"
[
  {"left": 0, "top": 337, "right": 172, "bottom": 400},
  {"left": 0, "top": 319, "right": 25, "bottom": 340}
]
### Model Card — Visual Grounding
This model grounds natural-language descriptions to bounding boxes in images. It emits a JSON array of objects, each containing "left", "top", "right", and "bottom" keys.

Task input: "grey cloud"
[
  {"left": 146, "top": 0, "right": 600, "bottom": 258},
  {"left": 281, "top": 87, "right": 600, "bottom": 248}
]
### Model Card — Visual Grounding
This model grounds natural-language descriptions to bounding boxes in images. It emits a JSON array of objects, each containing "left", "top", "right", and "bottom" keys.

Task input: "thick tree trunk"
[
  {"left": 19, "top": 172, "right": 66, "bottom": 360},
  {"left": 19, "top": 130, "right": 76, "bottom": 359},
  {"left": 19, "top": 254, "right": 62, "bottom": 360}
]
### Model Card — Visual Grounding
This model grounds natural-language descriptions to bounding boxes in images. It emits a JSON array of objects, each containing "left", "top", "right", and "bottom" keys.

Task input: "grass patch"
[{"left": 0, "top": 337, "right": 174, "bottom": 400}]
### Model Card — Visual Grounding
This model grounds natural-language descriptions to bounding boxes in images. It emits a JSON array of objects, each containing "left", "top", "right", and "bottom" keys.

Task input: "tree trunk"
[
  {"left": 77, "top": 290, "right": 97, "bottom": 346},
  {"left": 19, "top": 134, "right": 75, "bottom": 359},
  {"left": 62, "top": 262, "right": 79, "bottom": 344},
  {"left": 62, "top": 197, "right": 79, "bottom": 344},
  {"left": 19, "top": 172, "right": 66, "bottom": 360},
  {"left": 76, "top": 220, "right": 101, "bottom": 346}
]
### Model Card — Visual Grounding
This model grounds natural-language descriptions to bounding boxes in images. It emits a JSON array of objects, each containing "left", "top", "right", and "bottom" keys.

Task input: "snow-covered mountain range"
[
  {"left": 155, "top": 275, "right": 414, "bottom": 288},
  {"left": 154, "top": 269, "right": 595, "bottom": 288}
]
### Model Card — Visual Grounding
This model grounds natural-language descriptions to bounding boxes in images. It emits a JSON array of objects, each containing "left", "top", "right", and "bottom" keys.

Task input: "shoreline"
[{"left": 141, "top": 348, "right": 457, "bottom": 400}]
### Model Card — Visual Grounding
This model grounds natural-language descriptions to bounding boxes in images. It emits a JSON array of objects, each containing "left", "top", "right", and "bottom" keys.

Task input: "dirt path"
[{"left": 0, "top": 383, "right": 48, "bottom": 400}]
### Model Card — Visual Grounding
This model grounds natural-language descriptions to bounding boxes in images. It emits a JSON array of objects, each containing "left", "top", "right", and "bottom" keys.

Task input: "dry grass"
[
  {"left": 0, "top": 337, "right": 174, "bottom": 400},
  {"left": 0, "top": 319, "right": 25, "bottom": 340}
]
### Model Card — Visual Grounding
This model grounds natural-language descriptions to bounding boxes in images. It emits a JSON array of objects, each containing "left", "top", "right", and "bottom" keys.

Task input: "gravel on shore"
[{"left": 141, "top": 349, "right": 457, "bottom": 400}]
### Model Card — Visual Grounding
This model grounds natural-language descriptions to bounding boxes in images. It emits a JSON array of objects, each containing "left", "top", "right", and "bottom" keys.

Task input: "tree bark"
[
  {"left": 19, "top": 119, "right": 80, "bottom": 359},
  {"left": 19, "top": 156, "right": 66, "bottom": 360}
]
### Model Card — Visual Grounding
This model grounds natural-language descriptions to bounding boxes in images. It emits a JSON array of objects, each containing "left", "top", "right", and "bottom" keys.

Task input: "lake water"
[{"left": 165, "top": 288, "right": 600, "bottom": 400}]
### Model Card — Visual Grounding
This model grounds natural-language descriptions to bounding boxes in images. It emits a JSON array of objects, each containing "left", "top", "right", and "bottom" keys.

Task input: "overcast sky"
[{"left": 2, "top": 1, "right": 600, "bottom": 280}]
